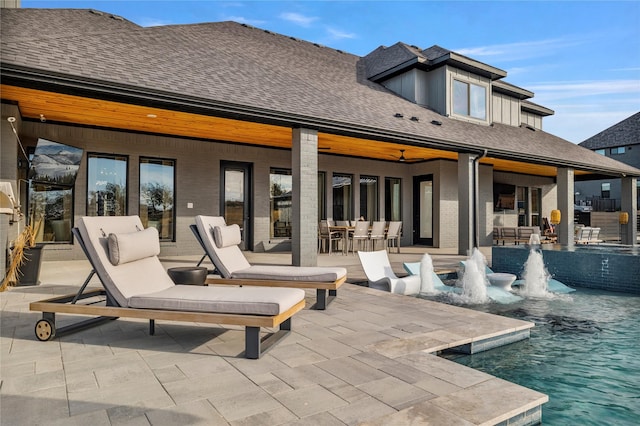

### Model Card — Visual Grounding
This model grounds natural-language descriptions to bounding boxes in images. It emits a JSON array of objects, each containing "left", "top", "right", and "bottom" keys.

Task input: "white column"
[
  {"left": 292, "top": 128, "right": 318, "bottom": 266},
  {"left": 557, "top": 168, "right": 575, "bottom": 247}
]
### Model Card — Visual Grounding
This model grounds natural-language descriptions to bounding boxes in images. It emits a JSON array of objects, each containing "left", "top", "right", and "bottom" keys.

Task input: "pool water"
[{"left": 442, "top": 289, "right": 640, "bottom": 425}]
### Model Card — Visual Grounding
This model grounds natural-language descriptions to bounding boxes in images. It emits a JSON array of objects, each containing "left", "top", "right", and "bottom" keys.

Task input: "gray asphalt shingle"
[{"left": 2, "top": 8, "right": 639, "bottom": 177}]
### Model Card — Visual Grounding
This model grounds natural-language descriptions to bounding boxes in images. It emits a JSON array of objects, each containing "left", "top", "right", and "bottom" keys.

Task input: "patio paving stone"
[{"left": 0, "top": 250, "right": 549, "bottom": 425}]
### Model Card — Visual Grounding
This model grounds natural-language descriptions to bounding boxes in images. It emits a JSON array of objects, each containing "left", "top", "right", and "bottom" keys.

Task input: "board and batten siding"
[
  {"left": 521, "top": 111, "right": 543, "bottom": 130},
  {"left": 491, "top": 92, "right": 521, "bottom": 126},
  {"left": 382, "top": 70, "right": 418, "bottom": 103}
]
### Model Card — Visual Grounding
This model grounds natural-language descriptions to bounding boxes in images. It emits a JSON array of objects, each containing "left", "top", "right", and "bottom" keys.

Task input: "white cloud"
[
  {"left": 222, "top": 15, "right": 267, "bottom": 26},
  {"left": 610, "top": 66, "right": 640, "bottom": 72},
  {"left": 326, "top": 27, "right": 356, "bottom": 40},
  {"left": 527, "top": 79, "right": 640, "bottom": 101},
  {"left": 279, "top": 12, "right": 318, "bottom": 27},
  {"left": 139, "top": 18, "right": 175, "bottom": 27},
  {"left": 456, "top": 37, "right": 585, "bottom": 62}
]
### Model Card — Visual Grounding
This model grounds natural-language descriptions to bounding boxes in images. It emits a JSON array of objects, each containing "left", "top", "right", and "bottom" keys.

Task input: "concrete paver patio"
[{"left": 1, "top": 249, "right": 547, "bottom": 425}]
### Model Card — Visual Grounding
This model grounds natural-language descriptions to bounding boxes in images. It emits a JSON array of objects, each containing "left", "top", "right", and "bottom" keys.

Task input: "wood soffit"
[{"left": 1, "top": 85, "right": 590, "bottom": 178}]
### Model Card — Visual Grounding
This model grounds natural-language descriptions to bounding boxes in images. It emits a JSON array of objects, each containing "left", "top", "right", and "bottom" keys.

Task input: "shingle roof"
[
  {"left": 0, "top": 8, "right": 139, "bottom": 43},
  {"left": 579, "top": 112, "right": 640, "bottom": 149},
  {"left": 2, "top": 8, "right": 640, "bottom": 177}
]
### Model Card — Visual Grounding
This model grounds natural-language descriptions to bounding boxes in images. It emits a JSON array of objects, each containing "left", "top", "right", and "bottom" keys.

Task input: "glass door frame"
[
  {"left": 220, "top": 161, "right": 253, "bottom": 250},
  {"left": 413, "top": 174, "right": 433, "bottom": 246}
]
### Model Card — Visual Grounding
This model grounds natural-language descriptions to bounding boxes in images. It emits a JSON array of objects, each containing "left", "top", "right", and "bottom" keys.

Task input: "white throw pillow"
[
  {"left": 108, "top": 227, "right": 160, "bottom": 265},
  {"left": 213, "top": 224, "right": 242, "bottom": 248}
]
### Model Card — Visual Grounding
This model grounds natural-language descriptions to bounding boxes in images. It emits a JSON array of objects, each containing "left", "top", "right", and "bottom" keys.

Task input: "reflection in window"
[
  {"left": 140, "top": 158, "right": 175, "bottom": 241},
  {"left": 28, "top": 184, "right": 73, "bottom": 243},
  {"left": 611, "top": 147, "right": 625, "bottom": 155},
  {"left": 385, "top": 177, "right": 401, "bottom": 221},
  {"left": 87, "top": 154, "right": 127, "bottom": 216},
  {"left": 224, "top": 169, "right": 245, "bottom": 228},
  {"left": 360, "top": 175, "right": 378, "bottom": 221},
  {"left": 270, "top": 168, "right": 292, "bottom": 239},
  {"left": 453, "top": 79, "right": 486, "bottom": 120},
  {"left": 332, "top": 173, "right": 352, "bottom": 221}
]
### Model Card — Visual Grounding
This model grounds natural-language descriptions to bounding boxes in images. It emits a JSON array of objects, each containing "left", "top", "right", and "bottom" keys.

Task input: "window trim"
[{"left": 451, "top": 77, "right": 488, "bottom": 122}]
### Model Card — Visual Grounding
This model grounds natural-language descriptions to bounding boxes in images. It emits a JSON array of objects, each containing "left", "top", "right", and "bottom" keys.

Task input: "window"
[
  {"left": 318, "top": 171, "right": 326, "bottom": 220},
  {"left": 26, "top": 141, "right": 80, "bottom": 243},
  {"left": 601, "top": 182, "right": 611, "bottom": 199},
  {"left": 453, "top": 79, "right": 486, "bottom": 120},
  {"left": 140, "top": 158, "right": 175, "bottom": 241},
  {"left": 28, "top": 184, "right": 73, "bottom": 243},
  {"left": 595, "top": 149, "right": 606, "bottom": 155},
  {"left": 531, "top": 188, "right": 541, "bottom": 227},
  {"left": 87, "top": 154, "right": 127, "bottom": 216},
  {"left": 385, "top": 177, "right": 402, "bottom": 221},
  {"left": 270, "top": 168, "right": 292, "bottom": 239},
  {"left": 332, "top": 173, "right": 352, "bottom": 221},
  {"left": 494, "top": 183, "right": 515, "bottom": 211},
  {"left": 359, "top": 175, "right": 378, "bottom": 221},
  {"left": 517, "top": 187, "right": 528, "bottom": 226},
  {"left": 611, "top": 147, "right": 625, "bottom": 155}
]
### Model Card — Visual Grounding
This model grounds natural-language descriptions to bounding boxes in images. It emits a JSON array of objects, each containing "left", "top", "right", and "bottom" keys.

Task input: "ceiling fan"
[{"left": 391, "top": 149, "right": 424, "bottom": 163}]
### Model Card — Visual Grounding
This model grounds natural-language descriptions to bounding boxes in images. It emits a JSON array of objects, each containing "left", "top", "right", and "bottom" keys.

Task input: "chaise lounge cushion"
[
  {"left": 195, "top": 215, "right": 347, "bottom": 282},
  {"left": 213, "top": 224, "right": 242, "bottom": 248},
  {"left": 107, "top": 227, "right": 160, "bottom": 265},
  {"left": 129, "top": 285, "right": 305, "bottom": 315},
  {"left": 231, "top": 265, "right": 345, "bottom": 282}
]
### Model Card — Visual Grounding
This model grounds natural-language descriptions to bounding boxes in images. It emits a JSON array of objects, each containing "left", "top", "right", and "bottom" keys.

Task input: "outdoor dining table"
[
  {"left": 328, "top": 225, "right": 353, "bottom": 255},
  {"left": 328, "top": 224, "right": 389, "bottom": 255}
]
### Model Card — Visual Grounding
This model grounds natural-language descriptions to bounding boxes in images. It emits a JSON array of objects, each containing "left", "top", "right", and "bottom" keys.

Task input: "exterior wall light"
[
  {"left": 550, "top": 209, "right": 561, "bottom": 225},
  {"left": 619, "top": 212, "right": 629, "bottom": 225}
]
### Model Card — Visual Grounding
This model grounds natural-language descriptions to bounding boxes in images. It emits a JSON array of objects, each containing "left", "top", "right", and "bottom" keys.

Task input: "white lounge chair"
[
  {"left": 193, "top": 215, "right": 347, "bottom": 309},
  {"left": 30, "top": 215, "right": 305, "bottom": 359},
  {"left": 357, "top": 250, "right": 421, "bottom": 295},
  {"left": 575, "top": 226, "right": 590, "bottom": 244}
]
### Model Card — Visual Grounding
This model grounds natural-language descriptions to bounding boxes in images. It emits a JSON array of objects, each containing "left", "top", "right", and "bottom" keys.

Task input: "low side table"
[{"left": 167, "top": 267, "right": 208, "bottom": 286}]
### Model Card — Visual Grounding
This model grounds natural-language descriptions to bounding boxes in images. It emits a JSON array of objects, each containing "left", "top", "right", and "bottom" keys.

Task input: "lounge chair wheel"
[{"left": 35, "top": 319, "right": 56, "bottom": 341}]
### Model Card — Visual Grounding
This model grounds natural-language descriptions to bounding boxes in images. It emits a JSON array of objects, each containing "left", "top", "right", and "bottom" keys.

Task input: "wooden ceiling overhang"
[{"left": 0, "top": 81, "right": 597, "bottom": 179}]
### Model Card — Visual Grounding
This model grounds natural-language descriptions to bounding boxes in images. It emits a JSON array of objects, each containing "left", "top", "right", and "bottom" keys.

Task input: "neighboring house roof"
[
  {"left": 579, "top": 112, "right": 640, "bottom": 149},
  {"left": 2, "top": 8, "right": 640, "bottom": 178}
]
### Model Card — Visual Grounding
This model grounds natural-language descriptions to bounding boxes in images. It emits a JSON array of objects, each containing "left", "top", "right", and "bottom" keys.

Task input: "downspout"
[{"left": 473, "top": 149, "right": 488, "bottom": 249}]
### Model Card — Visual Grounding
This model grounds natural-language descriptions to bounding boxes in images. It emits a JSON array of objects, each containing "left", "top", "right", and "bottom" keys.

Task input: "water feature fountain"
[
  {"left": 517, "top": 248, "right": 551, "bottom": 297},
  {"left": 460, "top": 249, "right": 489, "bottom": 303},
  {"left": 419, "top": 253, "right": 435, "bottom": 293}
]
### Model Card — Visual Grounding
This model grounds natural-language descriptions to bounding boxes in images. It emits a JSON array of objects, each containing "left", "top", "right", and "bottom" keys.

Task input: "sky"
[{"left": 21, "top": 0, "right": 640, "bottom": 144}]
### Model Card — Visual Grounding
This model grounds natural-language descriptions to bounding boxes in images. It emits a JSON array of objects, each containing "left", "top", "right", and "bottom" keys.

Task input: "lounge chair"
[
  {"left": 575, "top": 226, "right": 592, "bottom": 244},
  {"left": 357, "top": 250, "right": 421, "bottom": 295},
  {"left": 193, "top": 215, "right": 347, "bottom": 310},
  {"left": 29, "top": 216, "right": 305, "bottom": 359}
]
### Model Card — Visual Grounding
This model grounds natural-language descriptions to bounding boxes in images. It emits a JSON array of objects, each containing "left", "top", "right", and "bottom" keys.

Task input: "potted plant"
[{"left": 1, "top": 220, "right": 44, "bottom": 291}]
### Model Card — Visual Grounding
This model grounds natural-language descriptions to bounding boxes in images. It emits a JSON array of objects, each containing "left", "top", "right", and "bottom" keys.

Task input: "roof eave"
[
  {"left": 431, "top": 52, "right": 507, "bottom": 80},
  {"left": 3, "top": 64, "right": 638, "bottom": 178}
]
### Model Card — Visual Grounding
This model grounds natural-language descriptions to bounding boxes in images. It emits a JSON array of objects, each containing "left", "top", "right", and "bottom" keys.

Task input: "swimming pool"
[{"left": 442, "top": 289, "right": 640, "bottom": 425}]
